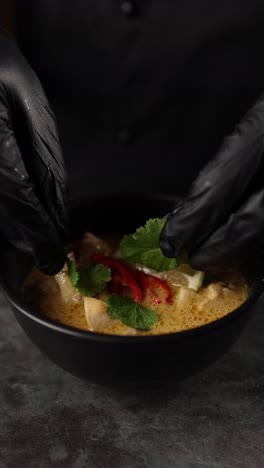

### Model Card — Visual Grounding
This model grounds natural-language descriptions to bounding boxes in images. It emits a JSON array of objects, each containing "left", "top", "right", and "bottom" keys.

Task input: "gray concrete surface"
[{"left": 1, "top": 292, "right": 264, "bottom": 468}]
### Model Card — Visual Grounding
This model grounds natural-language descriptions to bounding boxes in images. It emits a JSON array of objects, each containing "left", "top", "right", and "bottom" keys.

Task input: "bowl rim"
[{"left": 1, "top": 192, "right": 264, "bottom": 343}]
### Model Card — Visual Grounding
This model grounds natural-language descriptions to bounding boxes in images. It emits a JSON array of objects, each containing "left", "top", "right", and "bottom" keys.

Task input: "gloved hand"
[
  {"left": 160, "top": 94, "right": 264, "bottom": 271},
  {"left": 0, "top": 30, "right": 68, "bottom": 274}
]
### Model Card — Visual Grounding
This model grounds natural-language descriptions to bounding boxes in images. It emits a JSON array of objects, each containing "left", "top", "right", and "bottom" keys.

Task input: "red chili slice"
[
  {"left": 90, "top": 253, "right": 143, "bottom": 302},
  {"left": 124, "top": 265, "right": 172, "bottom": 304}
]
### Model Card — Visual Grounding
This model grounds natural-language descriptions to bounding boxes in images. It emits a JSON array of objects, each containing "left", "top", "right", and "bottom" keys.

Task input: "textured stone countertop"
[{"left": 1, "top": 291, "right": 264, "bottom": 468}]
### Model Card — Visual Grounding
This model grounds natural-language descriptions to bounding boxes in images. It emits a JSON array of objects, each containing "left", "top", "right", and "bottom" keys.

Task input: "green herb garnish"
[
  {"left": 66, "top": 258, "right": 111, "bottom": 297},
  {"left": 106, "top": 294, "right": 158, "bottom": 330},
  {"left": 120, "top": 218, "right": 177, "bottom": 271},
  {"left": 66, "top": 258, "right": 79, "bottom": 287}
]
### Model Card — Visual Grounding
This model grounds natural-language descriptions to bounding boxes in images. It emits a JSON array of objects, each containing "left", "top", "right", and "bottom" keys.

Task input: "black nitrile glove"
[
  {"left": 0, "top": 30, "right": 68, "bottom": 274},
  {"left": 160, "top": 94, "right": 264, "bottom": 272}
]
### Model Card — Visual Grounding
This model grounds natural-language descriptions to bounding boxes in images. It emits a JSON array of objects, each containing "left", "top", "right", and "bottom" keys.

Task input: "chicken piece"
[
  {"left": 84, "top": 297, "right": 113, "bottom": 331},
  {"left": 197, "top": 282, "right": 223, "bottom": 311},
  {"left": 205, "top": 283, "right": 223, "bottom": 300},
  {"left": 136, "top": 264, "right": 204, "bottom": 291},
  {"left": 177, "top": 286, "right": 197, "bottom": 306},
  {"left": 78, "top": 232, "right": 112, "bottom": 264}
]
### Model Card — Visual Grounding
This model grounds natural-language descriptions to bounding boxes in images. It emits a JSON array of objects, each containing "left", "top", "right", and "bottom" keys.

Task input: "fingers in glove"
[
  {"left": 0, "top": 33, "right": 68, "bottom": 238},
  {"left": 188, "top": 189, "right": 264, "bottom": 271},
  {"left": 160, "top": 95, "right": 264, "bottom": 258},
  {"left": 0, "top": 128, "right": 66, "bottom": 274}
]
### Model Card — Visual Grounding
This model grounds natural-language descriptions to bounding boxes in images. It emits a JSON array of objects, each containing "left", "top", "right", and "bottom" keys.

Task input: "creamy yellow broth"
[{"left": 24, "top": 268, "right": 248, "bottom": 336}]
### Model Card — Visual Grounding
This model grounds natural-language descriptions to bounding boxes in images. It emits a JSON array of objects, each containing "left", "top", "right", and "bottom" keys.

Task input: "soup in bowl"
[
  {"left": 0, "top": 194, "right": 263, "bottom": 382},
  {"left": 24, "top": 232, "right": 248, "bottom": 336}
]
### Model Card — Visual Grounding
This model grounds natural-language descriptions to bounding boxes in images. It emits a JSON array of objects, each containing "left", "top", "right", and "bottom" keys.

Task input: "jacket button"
[{"left": 120, "top": 1, "right": 138, "bottom": 17}]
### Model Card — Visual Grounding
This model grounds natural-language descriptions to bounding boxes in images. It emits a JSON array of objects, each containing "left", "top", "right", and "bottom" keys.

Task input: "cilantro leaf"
[
  {"left": 66, "top": 258, "right": 79, "bottom": 286},
  {"left": 120, "top": 218, "right": 177, "bottom": 271},
  {"left": 66, "top": 257, "right": 111, "bottom": 297},
  {"left": 77, "top": 264, "right": 111, "bottom": 296},
  {"left": 106, "top": 294, "right": 158, "bottom": 330}
]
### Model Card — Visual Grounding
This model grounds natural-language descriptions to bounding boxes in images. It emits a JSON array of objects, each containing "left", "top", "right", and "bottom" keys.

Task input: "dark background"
[{"left": 3, "top": 0, "right": 264, "bottom": 199}]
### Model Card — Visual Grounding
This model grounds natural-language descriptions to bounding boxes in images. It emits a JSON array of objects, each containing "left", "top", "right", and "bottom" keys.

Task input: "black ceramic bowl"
[{"left": 0, "top": 194, "right": 264, "bottom": 383}]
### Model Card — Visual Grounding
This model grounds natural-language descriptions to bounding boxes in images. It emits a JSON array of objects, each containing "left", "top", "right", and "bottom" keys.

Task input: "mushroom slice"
[
  {"left": 55, "top": 272, "right": 81, "bottom": 303},
  {"left": 84, "top": 297, "right": 113, "bottom": 331},
  {"left": 55, "top": 255, "right": 81, "bottom": 304}
]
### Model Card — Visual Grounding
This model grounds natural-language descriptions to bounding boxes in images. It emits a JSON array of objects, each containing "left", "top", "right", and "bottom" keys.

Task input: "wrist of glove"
[
  {"left": 0, "top": 30, "right": 68, "bottom": 274},
  {"left": 160, "top": 94, "right": 264, "bottom": 272}
]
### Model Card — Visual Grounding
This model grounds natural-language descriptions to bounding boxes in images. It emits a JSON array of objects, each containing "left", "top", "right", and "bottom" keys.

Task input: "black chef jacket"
[{"left": 16, "top": 0, "right": 264, "bottom": 200}]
